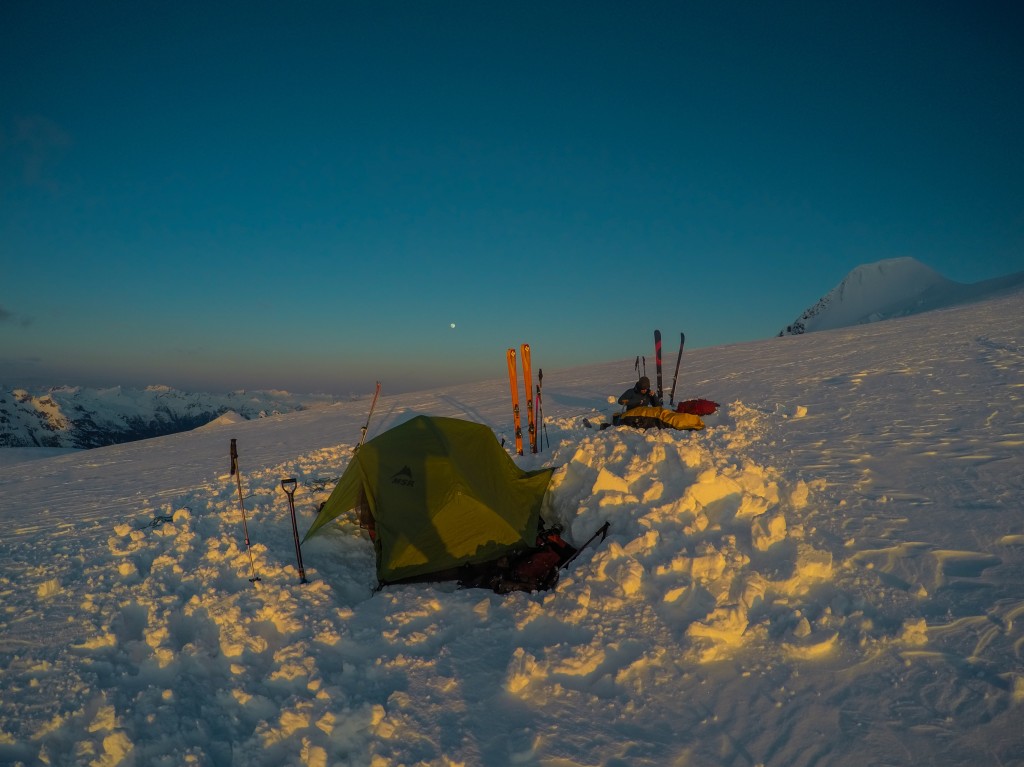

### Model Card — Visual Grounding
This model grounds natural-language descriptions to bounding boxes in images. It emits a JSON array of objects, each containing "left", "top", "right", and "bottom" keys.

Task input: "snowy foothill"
[{"left": 1, "top": 284, "right": 1023, "bottom": 766}]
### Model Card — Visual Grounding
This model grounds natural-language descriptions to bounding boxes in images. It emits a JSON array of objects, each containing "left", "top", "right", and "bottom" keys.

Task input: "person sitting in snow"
[{"left": 618, "top": 376, "right": 662, "bottom": 410}]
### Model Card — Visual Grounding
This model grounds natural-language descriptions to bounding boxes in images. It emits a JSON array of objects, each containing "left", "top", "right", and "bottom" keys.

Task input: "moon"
[{"left": 450, "top": 322, "right": 456, "bottom": 329}]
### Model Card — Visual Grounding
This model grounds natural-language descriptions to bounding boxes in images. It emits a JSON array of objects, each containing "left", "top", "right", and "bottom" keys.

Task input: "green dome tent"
[{"left": 304, "top": 415, "right": 556, "bottom": 585}]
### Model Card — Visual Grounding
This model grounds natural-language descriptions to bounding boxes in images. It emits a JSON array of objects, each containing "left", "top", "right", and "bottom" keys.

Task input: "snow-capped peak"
[{"left": 779, "top": 256, "right": 1024, "bottom": 335}]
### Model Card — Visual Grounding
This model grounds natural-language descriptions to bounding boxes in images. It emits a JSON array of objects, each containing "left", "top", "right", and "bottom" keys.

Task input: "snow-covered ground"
[
  {"left": 0, "top": 447, "right": 80, "bottom": 467},
  {"left": 1, "top": 286, "right": 1022, "bottom": 767}
]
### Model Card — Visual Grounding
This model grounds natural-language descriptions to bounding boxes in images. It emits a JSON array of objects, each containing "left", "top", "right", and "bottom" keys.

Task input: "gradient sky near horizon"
[{"left": 2, "top": 1, "right": 1023, "bottom": 395}]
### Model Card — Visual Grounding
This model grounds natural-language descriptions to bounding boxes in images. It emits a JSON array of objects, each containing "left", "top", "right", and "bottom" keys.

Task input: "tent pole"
[{"left": 356, "top": 381, "right": 382, "bottom": 451}]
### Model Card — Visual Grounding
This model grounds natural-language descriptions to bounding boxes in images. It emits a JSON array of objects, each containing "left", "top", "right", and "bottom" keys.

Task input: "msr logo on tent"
[{"left": 391, "top": 466, "right": 415, "bottom": 487}]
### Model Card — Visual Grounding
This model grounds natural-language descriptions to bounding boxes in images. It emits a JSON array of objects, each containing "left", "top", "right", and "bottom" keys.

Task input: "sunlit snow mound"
[{"left": 537, "top": 404, "right": 845, "bottom": 666}]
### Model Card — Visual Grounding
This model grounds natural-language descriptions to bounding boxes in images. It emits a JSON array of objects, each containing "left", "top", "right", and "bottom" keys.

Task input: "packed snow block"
[
  {"left": 788, "top": 479, "right": 811, "bottom": 509},
  {"left": 772, "top": 543, "right": 834, "bottom": 596},
  {"left": 687, "top": 468, "right": 740, "bottom": 507},
  {"left": 899, "top": 617, "right": 929, "bottom": 646},
  {"left": 735, "top": 573, "right": 768, "bottom": 611},
  {"left": 734, "top": 462, "right": 780, "bottom": 501},
  {"left": 685, "top": 467, "right": 775, "bottom": 528},
  {"left": 593, "top": 466, "right": 630, "bottom": 494},
  {"left": 607, "top": 557, "right": 645, "bottom": 598},
  {"left": 641, "top": 479, "right": 665, "bottom": 503},
  {"left": 506, "top": 647, "right": 539, "bottom": 694},
  {"left": 782, "top": 627, "right": 839, "bottom": 659},
  {"left": 36, "top": 579, "right": 61, "bottom": 599},
  {"left": 685, "top": 604, "right": 751, "bottom": 661},
  {"left": 547, "top": 449, "right": 601, "bottom": 510},
  {"left": 794, "top": 544, "right": 833, "bottom": 580},
  {"left": 751, "top": 512, "right": 787, "bottom": 552},
  {"left": 689, "top": 545, "right": 730, "bottom": 583},
  {"left": 549, "top": 643, "right": 608, "bottom": 679}
]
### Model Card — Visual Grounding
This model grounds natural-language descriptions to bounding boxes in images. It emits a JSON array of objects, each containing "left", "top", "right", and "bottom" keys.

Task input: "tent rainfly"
[{"left": 304, "top": 415, "right": 556, "bottom": 585}]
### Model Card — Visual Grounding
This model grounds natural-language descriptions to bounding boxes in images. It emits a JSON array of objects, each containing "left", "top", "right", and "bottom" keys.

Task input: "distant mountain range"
[
  {"left": 779, "top": 257, "right": 1024, "bottom": 336},
  {"left": 0, "top": 386, "right": 342, "bottom": 449}
]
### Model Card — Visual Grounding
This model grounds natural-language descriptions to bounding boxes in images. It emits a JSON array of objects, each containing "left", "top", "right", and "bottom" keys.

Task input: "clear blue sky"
[{"left": 2, "top": 1, "right": 1022, "bottom": 394}]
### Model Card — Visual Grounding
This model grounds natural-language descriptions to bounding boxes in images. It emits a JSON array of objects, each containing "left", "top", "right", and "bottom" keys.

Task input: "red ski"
[{"left": 654, "top": 329, "right": 663, "bottom": 399}]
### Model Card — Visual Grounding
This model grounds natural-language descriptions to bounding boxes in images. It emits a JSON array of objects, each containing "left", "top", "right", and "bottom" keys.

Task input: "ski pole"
[
  {"left": 229, "top": 439, "right": 261, "bottom": 583},
  {"left": 537, "top": 368, "right": 549, "bottom": 450},
  {"left": 535, "top": 383, "right": 542, "bottom": 452},
  {"left": 280, "top": 478, "right": 308, "bottom": 584},
  {"left": 561, "top": 520, "right": 606, "bottom": 569},
  {"left": 669, "top": 332, "right": 685, "bottom": 406},
  {"left": 357, "top": 381, "right": 381, "bottom": 452}
]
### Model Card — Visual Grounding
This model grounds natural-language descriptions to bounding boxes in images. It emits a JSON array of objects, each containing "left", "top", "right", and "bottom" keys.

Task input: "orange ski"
[
  {"left": 521, "top": 343, "right": 537, "bottom": 454},
  {"left": 506, "top": 347, "right": 523, "bottom": 455}
]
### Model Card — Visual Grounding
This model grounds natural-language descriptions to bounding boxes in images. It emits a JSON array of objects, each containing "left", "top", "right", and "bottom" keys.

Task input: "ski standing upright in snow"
[
  {"left": 669, "top": 332, "right": 685, "bottom": 406},
  {"left": 654, "top": 329, "right": 664, "bottom": 400},
  {"left": 506, "top": 347, "right": 523, "bottom": 455},
  {"left": 521, "top": 343, "right": 537, "bottom": 454}
]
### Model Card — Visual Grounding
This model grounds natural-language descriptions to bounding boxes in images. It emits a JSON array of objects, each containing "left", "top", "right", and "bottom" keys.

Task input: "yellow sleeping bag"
[{"left": 614, "top": 406, "right": 705, "bottom": 431}]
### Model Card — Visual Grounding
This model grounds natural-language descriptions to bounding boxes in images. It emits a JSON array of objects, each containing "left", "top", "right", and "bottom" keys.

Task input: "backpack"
[
  {"left": 675, "top": 398, "right": 720, "bottom": 416},
  {"left": 459, "top": 524, "right": 578, "bottom": 593}
]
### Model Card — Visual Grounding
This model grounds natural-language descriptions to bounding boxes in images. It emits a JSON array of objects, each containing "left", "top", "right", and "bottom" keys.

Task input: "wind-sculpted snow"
[{"left": 1, "top": 285, "right": 1023, "bottom": 766}]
